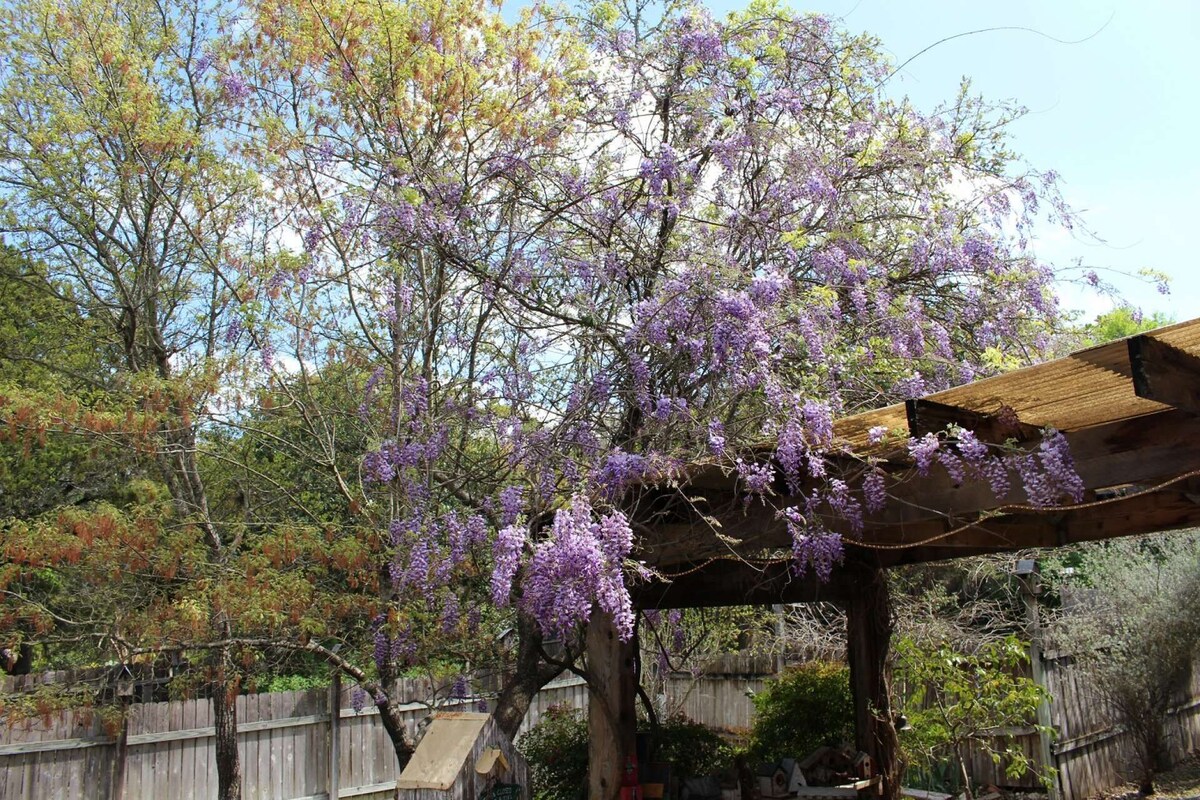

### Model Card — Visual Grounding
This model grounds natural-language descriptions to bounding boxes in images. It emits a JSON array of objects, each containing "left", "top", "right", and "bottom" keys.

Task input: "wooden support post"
[
  {"left": 845, "top": 567, "right": 900, "bottom": 800},
  {"left": 588, "top": 612, "right": 638, "bottom": 800},
  {"left": 1020, "top": 574, "right": 1060, "bottom": 800},
  {"left": 110, "top": 704, "right": 129, "bottom": 800},
  {"left": 329, "top": 672, "right": 341, "bottom": 800}
]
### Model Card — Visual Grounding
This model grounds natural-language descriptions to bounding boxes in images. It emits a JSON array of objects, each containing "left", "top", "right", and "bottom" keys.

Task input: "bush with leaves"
[
  {"left": 650, "top": 715, "right": 736, "bottom": 783},
  {"left": 520, "top": 704, "right": 591, "bottom": 800},
  {"left": 1049, "top": 531, "right": 1200, "bottom": 794},
  {"left": 519, "top": 705, "right": 734, "bottom": 800},
  {"left": 894, "top": 635, "right": 1051, "bottom": 798},
  {"left": 746, "top": 661, "right": 855, "bottom": 763}
]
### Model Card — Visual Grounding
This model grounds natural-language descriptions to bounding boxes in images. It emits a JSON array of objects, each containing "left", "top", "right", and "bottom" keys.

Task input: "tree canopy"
[
  {"left": 230, "top": 0, "right": 1079, "bottom": 641},
  {"left": 0, "top": 0, "right": 1094, "bottom": 796}
]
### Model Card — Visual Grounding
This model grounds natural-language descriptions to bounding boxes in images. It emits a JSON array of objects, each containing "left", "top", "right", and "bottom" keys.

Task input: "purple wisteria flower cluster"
[
  {"left": 902, "top": 426, "right": 1082, "bottom": 507},
  {"left": 492, "top": 496, "right": 638, "bottom": 641},
  {"left": 781, "top": 507, "right": 845, "bottom": 581}
]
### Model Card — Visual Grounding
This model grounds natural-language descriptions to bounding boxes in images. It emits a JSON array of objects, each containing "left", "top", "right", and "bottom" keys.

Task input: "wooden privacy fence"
[
  {"left": 3, "top": 654, "right": 1199, "bottom": 800},
  {"left": 1039, "top": 650, "right": 1200, "bottom": 800},
  {"left": 0, "top": 670, "right": 759, "bottom": 800},
  {"left": 2, "top": 677, "right": 429, "bottom": 800},
  {"left": 515, "top": 670, "right": 772, "bottom": 738}
]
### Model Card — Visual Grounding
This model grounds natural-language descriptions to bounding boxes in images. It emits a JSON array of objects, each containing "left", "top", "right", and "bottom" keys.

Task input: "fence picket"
[{"left": 5, "top": 656, "right": 1200, "bottom": 800}]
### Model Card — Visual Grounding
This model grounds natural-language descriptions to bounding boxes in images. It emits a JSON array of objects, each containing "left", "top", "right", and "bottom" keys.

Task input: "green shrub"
[
  {"left": 260, "top": 673, "right": 330, "bottom": 693},
  {"left": 519, "top": 706, "right": 735, "bottom": 800},
  {"left": 894, "top": 635, "right": 1051, "bottom": 798},
  {"left": 649, "top": 715, "right": 735, "bottom": 780},
  {"left": 746, "top": 661, "right": 854, "bottom": 762},
  {"left": 519, "top": 704, "right": 590, "bottom": 800}
]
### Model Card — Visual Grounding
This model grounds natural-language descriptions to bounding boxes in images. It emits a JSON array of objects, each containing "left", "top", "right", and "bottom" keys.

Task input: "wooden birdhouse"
[
  {"left": 757, "top": 762, "right": 791, "bottom": 799},
  {"left": 852, "top": 752, "right": 872, "bottom": 781}
]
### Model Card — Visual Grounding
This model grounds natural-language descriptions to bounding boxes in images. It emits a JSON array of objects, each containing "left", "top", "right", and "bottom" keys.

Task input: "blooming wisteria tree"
[{"left": 234, "top": 0, "right": 1084, "bottom": 746}]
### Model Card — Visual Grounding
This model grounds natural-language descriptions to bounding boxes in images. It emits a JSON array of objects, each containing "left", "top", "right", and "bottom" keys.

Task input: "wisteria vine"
[{"left": 231, "top": 0, "right": 1089, "bottom": 650}]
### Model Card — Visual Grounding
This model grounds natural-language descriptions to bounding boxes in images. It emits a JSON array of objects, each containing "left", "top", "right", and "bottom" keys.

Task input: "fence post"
[
  {"left": 329, "top": 674, "right": 341, "bottom": 800},
  {"left": 1021, "top": 571, "right": 1060, "bottom": 800},
  {"left": 110, "top": 704, "right": 129, "bottom": 800}
]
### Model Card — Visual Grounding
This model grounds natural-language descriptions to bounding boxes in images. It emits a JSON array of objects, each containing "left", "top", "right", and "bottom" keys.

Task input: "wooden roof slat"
[{"left": 835, "top": 319, "right": 1200, "bottom": 450}]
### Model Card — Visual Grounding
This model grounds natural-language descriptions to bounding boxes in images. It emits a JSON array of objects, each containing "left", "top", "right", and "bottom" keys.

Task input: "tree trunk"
[
  {"left": 212, "top": 651, "right": 242, "bottom": 800},
  {"left": 587, "top": 612, "right": 637, "bottom": 800},
  {"left": 494, "top": 611, "right": 567, "bottom": 739},
  {"left": 1136, "top": 716, "right": 1165, "bottom": 795},
  {"left": 845, "top": 565, "right": 901, "bottom": 800},
  {"left": 956, "top": 744, "right": 973, "bottom": 800},
  {"left": 377, "top": 694, "right": 416, "bottom": 770}
]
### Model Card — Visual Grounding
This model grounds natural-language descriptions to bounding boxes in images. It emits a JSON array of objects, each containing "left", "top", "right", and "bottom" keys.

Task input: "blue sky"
[{"left": 702, "top": 0, "right": 1199, "bottom": 322}]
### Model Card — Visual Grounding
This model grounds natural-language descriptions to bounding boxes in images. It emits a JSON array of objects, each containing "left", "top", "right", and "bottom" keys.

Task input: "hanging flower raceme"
[
  {"left": 502, "top": 496, "right": 638, "bottom": 642},
  {"left": 780, "top": 507, "right": 844, "bottom": 581},
  {"left": 490, "top": 522, "right": 526, "bottom": 607}
]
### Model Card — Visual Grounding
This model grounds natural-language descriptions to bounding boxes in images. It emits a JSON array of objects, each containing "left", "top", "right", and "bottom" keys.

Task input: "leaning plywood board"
[
  {"left": 396, "top": 713, "right": 490, "bottom": 791},
  {"left": 795, "top": 777, "right": 880, "bottom": 799},
  {"left": 792, "top": 788, "right": 858, "bottom": 798}
]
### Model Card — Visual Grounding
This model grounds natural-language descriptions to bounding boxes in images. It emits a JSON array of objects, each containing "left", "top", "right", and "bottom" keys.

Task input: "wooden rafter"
[
  {"left": 1128, "top": 334, "right": 1200, "bottom": 414},
  {"left": 905, "top": 398, "right": 1040, "bottom": 442},
  {"left": 632, "top": 558, "right": 842, "bottom": 610}
]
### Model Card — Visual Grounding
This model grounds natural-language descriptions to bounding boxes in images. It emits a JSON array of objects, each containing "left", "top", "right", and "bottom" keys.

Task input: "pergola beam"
[
  {"left": 1128, "top": 334, "right": 1200, "bottom": 414},
  {"left": 638, "top": 408, "right": 1200, "bottom": 567},
  {"left": 642, "top": 481, "right": 1200, "bottom": 575},
  {"left": 864, "top": 481, "right": 1200, "bottom": 566},
  {"left": 872, "top": 407, "right": 1200, "bottom": 527},
  {"left": 632, "top": 558, "right": 844, "bottom": 610},
  {"left": 905, "top": 398, "right": 1040, "bottom": 442}
]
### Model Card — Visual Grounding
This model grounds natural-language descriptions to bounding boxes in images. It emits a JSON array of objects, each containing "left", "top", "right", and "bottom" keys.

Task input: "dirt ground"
[{"left": 1094, "top": 754, "right": 1200, "bottom": 800}]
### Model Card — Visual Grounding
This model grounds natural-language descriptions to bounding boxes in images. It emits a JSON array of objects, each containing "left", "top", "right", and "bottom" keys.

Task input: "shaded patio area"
[{"left": 588, "top": 319, "right": 1200, "bottom": 800}]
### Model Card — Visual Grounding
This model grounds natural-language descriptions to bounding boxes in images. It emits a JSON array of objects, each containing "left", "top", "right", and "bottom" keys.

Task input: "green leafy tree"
[
  {"left": 1083, "top": 308, "right": 1173, "bottom": 344},
  {"left": 747, "top": 661, "right": 855, "bottom": 763},
  {"left": 0, "top": 249, "right": 132, "bottom": 523},
  {"left": 0, "top": 0, "right": 258, "bottom": 795},
  {"left": 893, "top": 635, "right": 1051, "bottom": 798},
  {"left": 1049, "top": 532, "right": 1200, "bottom": 794}
]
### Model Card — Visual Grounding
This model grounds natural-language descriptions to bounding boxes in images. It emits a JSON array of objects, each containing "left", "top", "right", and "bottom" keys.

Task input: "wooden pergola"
[{"left": 586, "top": 318, "right": 1200, "bottom": 800}]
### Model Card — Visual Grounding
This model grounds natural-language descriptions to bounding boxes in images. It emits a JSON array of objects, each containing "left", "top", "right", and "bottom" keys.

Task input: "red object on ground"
[{"left": 620, "top": 753, "right": 641, "bottom": 800}]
